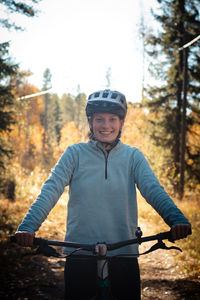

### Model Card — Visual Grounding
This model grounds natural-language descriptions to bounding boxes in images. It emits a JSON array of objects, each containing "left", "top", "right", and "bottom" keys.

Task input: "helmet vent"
[
  {"left": 94, "top": 92, "right": 100, "bottom": 98},
  {"left": 120, "top": 96, "right": 125, "bottom": 104},
  {"left": 103, "top": 92, "right": 109, "bottom": 98},
  {"left": 111, "top": 93, "right": 117, "bottom": 99}
]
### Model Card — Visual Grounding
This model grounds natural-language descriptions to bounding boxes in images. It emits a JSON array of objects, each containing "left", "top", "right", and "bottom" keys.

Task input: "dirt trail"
[
  {"left": 139, "top": 245, "right": 199, "bottom": 299},
  {"left": 1, "top": 229, "right": 199, "bottom": 299},
  {"left": 138, "top": 221, "right": 200, "bottom": 299}
]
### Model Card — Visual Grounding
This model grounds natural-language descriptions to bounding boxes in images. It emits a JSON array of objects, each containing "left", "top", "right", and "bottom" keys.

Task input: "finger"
[
  {"left": 170, "top": 226, "right": 177, "bottom": 240},
  {"left": 15, "top": 232, "right": 23, "bottom": 246},
  {"left": 171, "top": 224, "right": 191, "bottom": 240},
  {"left": 15, "top": 231, "right": 34, "bottom": 247},
  {"left": 24, "top": 233, "right": 34, "bottom": 247},
  {"left": 181, "top": 224, "right": 191, "bottom": 238}
]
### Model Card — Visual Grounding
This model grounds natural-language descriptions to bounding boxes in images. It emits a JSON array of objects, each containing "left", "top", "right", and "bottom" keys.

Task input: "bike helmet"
[{"left": 86, "top": 89, "right": 127, "bottom": 120}]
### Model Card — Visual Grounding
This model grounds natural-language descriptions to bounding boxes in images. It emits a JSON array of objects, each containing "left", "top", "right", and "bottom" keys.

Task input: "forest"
[{"left": 0, "top": 0, "right": 200, "bottom": 299}]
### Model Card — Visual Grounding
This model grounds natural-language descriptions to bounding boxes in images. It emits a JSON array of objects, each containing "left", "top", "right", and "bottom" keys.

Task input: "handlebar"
[
  {"left": 10, "top": 229, "right": 175, "bottom": 251},
  {"left": 11, "top": 227, "right": 192, "bottom": 257}
]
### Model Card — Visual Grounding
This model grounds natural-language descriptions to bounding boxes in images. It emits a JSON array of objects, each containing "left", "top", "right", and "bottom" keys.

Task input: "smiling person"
[{"left": 15, "top": 89, "right": 191, "bottom": 300}]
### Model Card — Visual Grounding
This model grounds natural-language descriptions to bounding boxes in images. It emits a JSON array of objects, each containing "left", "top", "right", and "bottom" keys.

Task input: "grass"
[{"left": 0, "top": 165, "right": 68, "bottom": 241}]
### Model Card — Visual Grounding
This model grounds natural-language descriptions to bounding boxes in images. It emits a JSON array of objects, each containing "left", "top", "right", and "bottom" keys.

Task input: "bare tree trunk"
[{"left": 179, "top": 47, "right": 188, "bottom": 199}]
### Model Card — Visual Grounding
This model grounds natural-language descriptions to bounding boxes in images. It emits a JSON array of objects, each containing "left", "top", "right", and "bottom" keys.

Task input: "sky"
[{"left": 0, "top": 0, "right": 160, "bottom": 102}]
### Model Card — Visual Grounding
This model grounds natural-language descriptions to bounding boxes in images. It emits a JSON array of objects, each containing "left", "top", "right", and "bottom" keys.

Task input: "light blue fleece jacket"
[{"left": 18, "top": 140, "right": 189, "bottom": 255}]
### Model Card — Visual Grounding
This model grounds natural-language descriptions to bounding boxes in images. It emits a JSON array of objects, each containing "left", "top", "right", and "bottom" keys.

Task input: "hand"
[
  {"left": 170, "top": 223, "right": 191, "bottom": 241},
  {"left": 15, "top": 231, "right": 34, "bottom": 247}
]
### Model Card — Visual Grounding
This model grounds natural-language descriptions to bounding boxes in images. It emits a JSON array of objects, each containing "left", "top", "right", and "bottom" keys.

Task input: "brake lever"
[
  {"left": 139, "top": 240, "right": 182, "bottom": 256},
  {"left": 158, "top": 240, "right": 182, "bottom": 252},
  {"left": 35, "top": 243, "right": 61, "bottom": 257}
]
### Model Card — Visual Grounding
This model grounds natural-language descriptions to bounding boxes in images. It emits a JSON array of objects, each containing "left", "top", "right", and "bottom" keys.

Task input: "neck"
[
  {"left": 102, "top": 143, "right": 112, "bottom": 151},
  {"left": 91, "top": 132, "right": 121, "bottom": 150},
  {"left": 100, "top": 138, "right": 120, "bottom": 151}
]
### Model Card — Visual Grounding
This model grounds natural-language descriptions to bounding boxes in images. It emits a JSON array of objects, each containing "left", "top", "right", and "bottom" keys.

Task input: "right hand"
[{"left": 15, "top": 231, "right": 34, "bottom": 247}]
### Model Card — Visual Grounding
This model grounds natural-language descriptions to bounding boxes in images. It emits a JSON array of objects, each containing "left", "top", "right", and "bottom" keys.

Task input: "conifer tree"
[
  {"left": 144, "top": 0, "right": 200, "bottom": 197},
  {"left": 60, "top": 93, "right": 76, "bottom": 124},
  {"left": 53, "top": 94, "right": 63, "bottom": 143},
  {"left": 0, "top": 0, "right": 41, "bottom": 198},
  {"left": 0, "top": 0, "right": 41, "bottom": 31},
  {"left": 0, "top": 42, "right": 18, "bottom": 171},
  {"left": 41, "top": 68, "right": 57, "bottom": 169},
  {"left": 74, "top": 93, "right": 87, "bottom": 130}
]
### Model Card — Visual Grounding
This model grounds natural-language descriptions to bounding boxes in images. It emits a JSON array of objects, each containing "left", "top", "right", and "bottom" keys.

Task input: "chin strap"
[{"left": 139, "top": 240, "right": 182, "bottom": 256}]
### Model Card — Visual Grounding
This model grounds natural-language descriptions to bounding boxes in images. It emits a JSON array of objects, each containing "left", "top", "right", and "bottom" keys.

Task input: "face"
[{"left": 91, "top": 113, "right": 124, "bottom": 144}]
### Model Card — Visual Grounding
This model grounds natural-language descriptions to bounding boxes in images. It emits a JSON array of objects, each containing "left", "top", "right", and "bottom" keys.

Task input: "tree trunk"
[{"left": 179, "top": 47, "right": 188, "bottom": 199}]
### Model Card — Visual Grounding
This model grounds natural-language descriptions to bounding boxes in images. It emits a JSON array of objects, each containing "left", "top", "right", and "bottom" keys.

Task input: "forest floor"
[{"left": 0, "top": 194, "right": 199, "bottom": 299}]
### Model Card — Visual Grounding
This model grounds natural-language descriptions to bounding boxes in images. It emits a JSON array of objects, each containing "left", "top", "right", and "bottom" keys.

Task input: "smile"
[{"left": 100, "top": 131, "right": 113, "bottom": 135}]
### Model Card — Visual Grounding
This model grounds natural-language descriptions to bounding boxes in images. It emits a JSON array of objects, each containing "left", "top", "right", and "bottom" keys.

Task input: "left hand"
[{"left": 170, "top": 223, "right": 191, "bottom": 241}]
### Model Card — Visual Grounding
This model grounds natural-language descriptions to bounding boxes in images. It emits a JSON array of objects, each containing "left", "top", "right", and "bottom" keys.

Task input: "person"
[{"left": 15, "top": 89, "right": 191, "bottom": 300}]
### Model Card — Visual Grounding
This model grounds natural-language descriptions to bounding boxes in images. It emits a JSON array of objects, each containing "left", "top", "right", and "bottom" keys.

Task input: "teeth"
[{"left": 101, "top": 132, "right": 111, "bottom": 134}]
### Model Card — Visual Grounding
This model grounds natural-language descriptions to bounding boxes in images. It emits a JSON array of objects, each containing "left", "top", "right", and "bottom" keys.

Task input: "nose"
[{"left": 102, "top": 119, "right": 110, "bottom": 128}]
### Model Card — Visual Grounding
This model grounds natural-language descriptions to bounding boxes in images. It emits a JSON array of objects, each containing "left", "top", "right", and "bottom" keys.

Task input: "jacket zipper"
[
  {"left": 98, "top": 147, "right": 109, "bottom": 180},
  {"left": 104, "top": 152, "right": 108, "bottom": 180}
]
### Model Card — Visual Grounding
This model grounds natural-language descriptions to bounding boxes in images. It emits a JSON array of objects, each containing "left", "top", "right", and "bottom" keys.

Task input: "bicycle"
[{"left": 11, "top": 227, "right": 186, "bottom": 300}]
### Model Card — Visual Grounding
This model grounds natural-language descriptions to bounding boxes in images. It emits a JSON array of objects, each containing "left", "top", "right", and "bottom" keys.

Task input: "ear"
[
  {"left": 88, "top": 119, "right": 93, "bottom": 130},
  {"left": 120, "top": 119, "right": 125, "bottom": 128}
]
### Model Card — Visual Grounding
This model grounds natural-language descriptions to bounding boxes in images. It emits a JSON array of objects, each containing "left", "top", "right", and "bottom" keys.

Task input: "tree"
[
  {"left": 60, "top": 93, "right": 76, "bottom": 124},
  {"left": 0, "top": 42, "right": 18, "bottom": 171},
  {"left": 74, "top": 93, "right": 87, "bottom": 130},
  {"left": 41, "top": 68, "right": 57, "bottom": 169},
  {"left": 0, "top": 0, "right": 41, "bottom": 31},
  {"left": 144, "top": 0, "right": 200, "bottom": 197},
  {"left": 0, "top": 0, "right": 42, "bottom": 199},
  {"left": 138, "top": 0, "right": 148, "bottom": 102},
  {"left": 54, "top": 122, "right": 82, "bottom": 160},
  {"left": 53, "top": 94, "right": 63, "bottom": 143},
  {"left": 8, "top": 83, "right": 44, "bottom": 170},
  {"left": 105, "top": 67, "right": 112, "bottom": 88}
]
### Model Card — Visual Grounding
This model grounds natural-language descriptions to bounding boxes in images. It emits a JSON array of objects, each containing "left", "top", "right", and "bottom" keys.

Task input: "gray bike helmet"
[{"left": 86, "top": 89, "right": 127, "bottom": 120}]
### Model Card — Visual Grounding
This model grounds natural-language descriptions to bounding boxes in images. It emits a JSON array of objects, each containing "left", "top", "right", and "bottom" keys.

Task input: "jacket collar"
[{"left": 89, "top": 139, "right": 121, "bottom": 151}]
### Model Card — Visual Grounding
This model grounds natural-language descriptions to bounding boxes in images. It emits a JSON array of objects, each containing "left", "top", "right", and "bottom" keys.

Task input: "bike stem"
[{"left": 95, "top": 243, "right": 109, "bottom": 280}]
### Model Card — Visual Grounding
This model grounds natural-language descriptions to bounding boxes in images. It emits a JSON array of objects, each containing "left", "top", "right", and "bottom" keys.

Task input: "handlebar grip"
[
  {"left": 10, "top": 235, "right": 48, "bottom": 245},
  {"left": 10, "top": 235, "right": 39, "bottom": 245}
]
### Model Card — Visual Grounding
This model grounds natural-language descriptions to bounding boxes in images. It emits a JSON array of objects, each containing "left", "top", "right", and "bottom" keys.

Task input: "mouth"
[{"left": 100, "top": 131, "right": 113, "bottom": 136}]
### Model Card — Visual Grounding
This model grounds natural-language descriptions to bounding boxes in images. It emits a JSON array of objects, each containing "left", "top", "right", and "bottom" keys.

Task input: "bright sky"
[{"left": 1, "top": 0, "right": 159, "bottom": 102}]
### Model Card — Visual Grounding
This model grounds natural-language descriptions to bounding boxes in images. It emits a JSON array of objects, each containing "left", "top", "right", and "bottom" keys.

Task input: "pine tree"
[
  {"left": 144, "top": 0, "right": 200, "bottom": 197},
  {"left": 0, "top": 0, "right": 41, "bottom": 198},
  {"left": 60, "top": 93, "right": 76, "bottom": 124},
  {"left": 41, "top": 68, "right": 57, "bottom": 169},
  {"left": 0, "top": 42, "right": 18, "bottom": 171},
  {"left": 0, "top": 0, "right": 41, "bottom": 31},
  {"left": 74, "top": 93, "right": 87, "bottom": 130},
  {"left": 53, "top": 94, "right": 63, "bottom": 143}
]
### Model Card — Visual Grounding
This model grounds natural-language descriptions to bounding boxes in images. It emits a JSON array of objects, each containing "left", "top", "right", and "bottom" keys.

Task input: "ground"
[{"left": 1, "top": 231, "right": 199, "bottom": 300}]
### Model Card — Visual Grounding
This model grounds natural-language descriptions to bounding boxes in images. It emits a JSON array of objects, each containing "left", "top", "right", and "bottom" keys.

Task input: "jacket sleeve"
[
  {"left": 133, "top": 149, "right": 190, "bottom": 227},
  {"left": 18, "top": 146, "right": 76, "bottom": 234}
]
